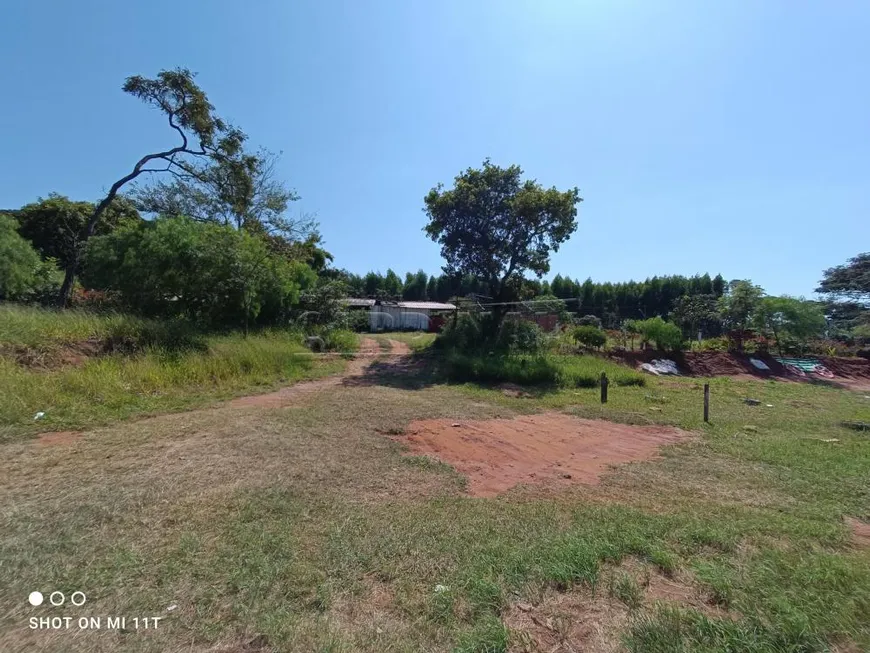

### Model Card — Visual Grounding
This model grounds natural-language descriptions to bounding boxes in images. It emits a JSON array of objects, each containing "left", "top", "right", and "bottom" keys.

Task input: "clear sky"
[{"left": 1, "top": 1, "right": 867, "bottom": 297}]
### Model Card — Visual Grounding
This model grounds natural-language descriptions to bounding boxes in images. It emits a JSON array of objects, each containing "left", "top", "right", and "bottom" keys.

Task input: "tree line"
[
  {"left": 327, "top": 268, "right": 726, "bottom": 320},
  {"left": 1, "top": 68, "right": 867, "bottom": 350}
]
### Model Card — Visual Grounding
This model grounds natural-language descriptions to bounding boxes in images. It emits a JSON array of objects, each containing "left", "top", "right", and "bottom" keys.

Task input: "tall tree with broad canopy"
[
  {"left": 56, "top": 68, "right": 257, "bottom": 306},
  {"left": 753, "top": 296, "right": 826, "bottom": 355},
  {"left": 817, "top": 253, "right": 870, "bottom": 304},
  {"left": 718, "top": 280, "right": 764, "bottom": 351},
  {"left": 423, "top": 160, "right": 581, "bottom": 331}
]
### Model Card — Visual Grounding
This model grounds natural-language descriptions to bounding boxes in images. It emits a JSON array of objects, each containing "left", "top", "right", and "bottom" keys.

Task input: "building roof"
[
  {"left": 343, "top": 298, "right": 456, "bottom": 310},
  {"left": 397, "top": 301, "right": 456, "bottom": 310}
]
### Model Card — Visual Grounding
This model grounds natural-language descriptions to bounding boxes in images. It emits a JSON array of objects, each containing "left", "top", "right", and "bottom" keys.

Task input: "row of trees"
[{"left": 329, "top": 267, "right": 728, "bottom": 324}]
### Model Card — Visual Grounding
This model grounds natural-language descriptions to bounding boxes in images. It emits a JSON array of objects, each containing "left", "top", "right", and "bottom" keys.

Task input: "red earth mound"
[
  {"left": 610, "top": 350, "right": 870, "bottom": 389},
  {"left": 396, "top": 414, "right": 690, "bottom": 497}
]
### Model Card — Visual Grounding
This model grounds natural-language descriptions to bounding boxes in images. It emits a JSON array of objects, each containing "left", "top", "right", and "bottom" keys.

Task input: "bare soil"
[
  {"left": 37, "top": 430, "right": 83, "bottom": 446},
  {"left": 846, "top": 517, "right": 870, "bottom": 549},
  {"left": 395, "top": 414, "right": 690, "bottom": 497}
]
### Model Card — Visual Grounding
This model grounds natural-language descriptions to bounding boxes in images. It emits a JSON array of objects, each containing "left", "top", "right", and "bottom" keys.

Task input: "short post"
[
  {"left": 600, "top": 372, "right": 609, "bottom": 404},
  {"left": 703, "top": 383, "right": 710, "bottom": 423}
]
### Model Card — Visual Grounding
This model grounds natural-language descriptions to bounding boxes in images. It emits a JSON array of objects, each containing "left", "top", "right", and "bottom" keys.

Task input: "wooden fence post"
[
  {"left": 703, "top": 383, "right": 710, "bottom": 423},
  {"left": 600, "top": 372, "right": 609, "bottom": 404}
]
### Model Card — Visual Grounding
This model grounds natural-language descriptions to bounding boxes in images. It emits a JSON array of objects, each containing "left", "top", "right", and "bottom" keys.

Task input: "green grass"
[
  {"left": 0, "top": 302, "right": 204, "bottom": 352},
  {"left": 0, "top": 305, "right": 357, "bottom": 440},
  {"left": 441, "top": 351, "right": 646, "bottom": 388},
  {"left": 2, "top": 320, "right": 870, "bottom": 651}
]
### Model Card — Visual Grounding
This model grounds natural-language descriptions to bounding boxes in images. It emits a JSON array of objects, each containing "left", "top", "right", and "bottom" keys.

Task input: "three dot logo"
[{"left": 28, "top": 591, "right": 86, "bottom": 606}]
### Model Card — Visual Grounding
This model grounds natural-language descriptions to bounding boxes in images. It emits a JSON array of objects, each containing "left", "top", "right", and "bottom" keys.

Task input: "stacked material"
[{"left": 775, "top": 358, "right": 834, "bottom": 378}]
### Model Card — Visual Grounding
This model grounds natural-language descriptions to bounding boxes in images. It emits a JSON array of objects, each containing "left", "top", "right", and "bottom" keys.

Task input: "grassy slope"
[
  {"left": 0, "top": 305, "right": 353, "bottom": 441},
  {"left": 1, "top": 328, "right": 869, "bottom": 651}
]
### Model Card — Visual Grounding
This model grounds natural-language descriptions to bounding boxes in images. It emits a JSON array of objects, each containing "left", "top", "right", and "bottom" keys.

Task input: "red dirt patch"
[
  {"left": 37, "top": 431, "right": 83, "bottom": 446},
  {"left": 846, "top": 517, "right": 870, "bottom": 549},
  {"left": 397, "top": 414, "right": 689, "bottom": 496}
]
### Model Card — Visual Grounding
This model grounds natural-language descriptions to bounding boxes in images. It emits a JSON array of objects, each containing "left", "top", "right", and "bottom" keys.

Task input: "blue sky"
[{"left": 1, "top": 1, "right": 867, "bottom": 296}]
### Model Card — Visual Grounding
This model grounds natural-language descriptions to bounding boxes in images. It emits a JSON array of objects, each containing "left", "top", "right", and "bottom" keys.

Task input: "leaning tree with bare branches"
[{"left": 56, "top": 68, "right": 256, "bottom": 305}]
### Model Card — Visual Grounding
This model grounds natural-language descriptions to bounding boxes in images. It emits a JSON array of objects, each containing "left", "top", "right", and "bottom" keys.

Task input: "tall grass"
[
  {"left": 0, "top": 305, "right": 358, "bottom": 440},
  {"left": 0, "top": 303, "right": 203, "bottom": 351},
  {"left": 442, "top": 351, "right": 646, "bottom": 388}
]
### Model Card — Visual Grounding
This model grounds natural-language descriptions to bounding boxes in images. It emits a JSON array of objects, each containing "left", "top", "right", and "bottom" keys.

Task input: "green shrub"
[
  {"left": 0, "top": 215, "right": 60, "bottom": 301},
  {"left": 575, "top": 314, "right": 602, "bottom": 328},
  {"left": 572, "top": 325, "right": 607, "bottom": 349},
  {"left": 495, "top": 319, "right": 544, "bottom": 353},
  {"left": 442, "top": 352, "right": 645, "bottom": 389},
  {"left": 437, "top": 313, "right": 484, "bottom": 351},
  {"left": 346, "top": 310, "right": 371, "bottom": 332},
  {"left": 635, "top": 317, "right": 685, "bottom": 351}
]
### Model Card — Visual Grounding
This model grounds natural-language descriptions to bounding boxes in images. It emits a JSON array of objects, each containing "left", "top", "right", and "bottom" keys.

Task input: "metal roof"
[
  {"left": 343, "top": 298, "right": 376, "bottom": 307},
  {"left": 397, "top": 301, "right": 456, "bottom": 310}
]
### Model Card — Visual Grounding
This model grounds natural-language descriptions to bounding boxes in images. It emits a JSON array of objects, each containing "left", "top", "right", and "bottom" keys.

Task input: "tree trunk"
[{"left": 54, "top": 186, "right": 120, "bottom": 306}]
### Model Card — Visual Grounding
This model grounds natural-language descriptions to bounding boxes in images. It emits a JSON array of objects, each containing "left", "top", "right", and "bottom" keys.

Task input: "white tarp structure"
[
  {"left": 749, "top": 358, "right": 770, "bottom": 370},
  {"left": 640, "top": 359, "right": 680, "bottom": 375}
]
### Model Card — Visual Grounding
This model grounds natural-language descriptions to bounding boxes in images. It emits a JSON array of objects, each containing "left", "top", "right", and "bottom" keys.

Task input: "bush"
[
  {"left": 437, "top": 313, "right": 484, "bottom": 351},
  {"left": 438, "top": 313, "right": 545, "bottom": 354},
  {"left": 635, "top": 317, "right": 684, "bottom": 351},
  {"left": 82, "top": 215, "right": 316, "bottom": 328},
  {"left": 572, "top": 325, "right": 607, "bottom": 349},
  {"left": 495, "top": 319, "right": 545, "bottom": 353},
  {"left": 442, "top": 352, "right": 646, "bottom": 389},
  {"left": 346, "top": 310, "right": 371, "bottom": 332},
  {"left": 0, "top": 215, "right": 61, "bottom": 301},
  {"left": 575, "top": 314, "right": 602, "bottom": 329}
]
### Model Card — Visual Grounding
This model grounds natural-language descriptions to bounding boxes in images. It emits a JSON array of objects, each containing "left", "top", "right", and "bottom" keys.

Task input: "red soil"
[
  {"left": 37, "top": 431, "right": 83, "bottom": 446},
  {"left": 397, "top": 414, "right": 689, "bottom": 497},
  {"left": 611, "top": 350, "right": 870, "bottom": 390}
]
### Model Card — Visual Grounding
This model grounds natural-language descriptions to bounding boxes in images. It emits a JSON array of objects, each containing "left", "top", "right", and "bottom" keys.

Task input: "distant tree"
[
  {"left": 753, "top": 296, "right": 826, "bottom": 356},
  {"left": 817, "top": 253, "right": 870, "bottom": 304},
  {"left": 671, "top": 294, "right": 722, "bottom": 339},
  {"left": 718, "top": 280, "right": 764, "bottom": 351},
  {"left": 15, "top": 194, "right": 140, "bottom": 275},
  {"left": 363, "top": 271, "right": 383, "bottom": 297},
  {"left": 424, "top": 159, "right": 581, "bottom": 333},
  {"left": 711, "top": 274, "right": 726, "bottom": 297},
  {"left": 427, "top": 275, "right": 438, "bottom": 301},
  {"left": 402, "top": 269, "right": 429, "bottom": 301},
  {"left": 56, "top": 68, "right": 258, "bottom": 306},
  {"left": 383, "top": 269, "right": 403, "bottom": 298}
]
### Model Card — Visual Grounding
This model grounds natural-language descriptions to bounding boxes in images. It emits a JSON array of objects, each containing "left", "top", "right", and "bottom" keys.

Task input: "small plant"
[{"left": 610, "top": 572, "right": 644, "bottom": 610}]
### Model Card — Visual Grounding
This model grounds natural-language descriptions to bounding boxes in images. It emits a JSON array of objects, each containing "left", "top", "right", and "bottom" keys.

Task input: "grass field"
[{"left": 1, "top": 322, "right": 869, "bottom": 652}]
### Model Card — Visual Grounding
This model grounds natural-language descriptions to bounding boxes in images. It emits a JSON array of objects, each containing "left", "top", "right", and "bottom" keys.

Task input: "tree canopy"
[
  {"left": 423, "top": 160, "right": 581, "bottom": 325},
  {"left": 15, "top": 194, "right": 141, "bottom": 271},
  {"left": 56, "top": 68, "right": 261, "bottom": 305},
  {"left": 817, "top": 252, "right": 870, "bottom": 304}
]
